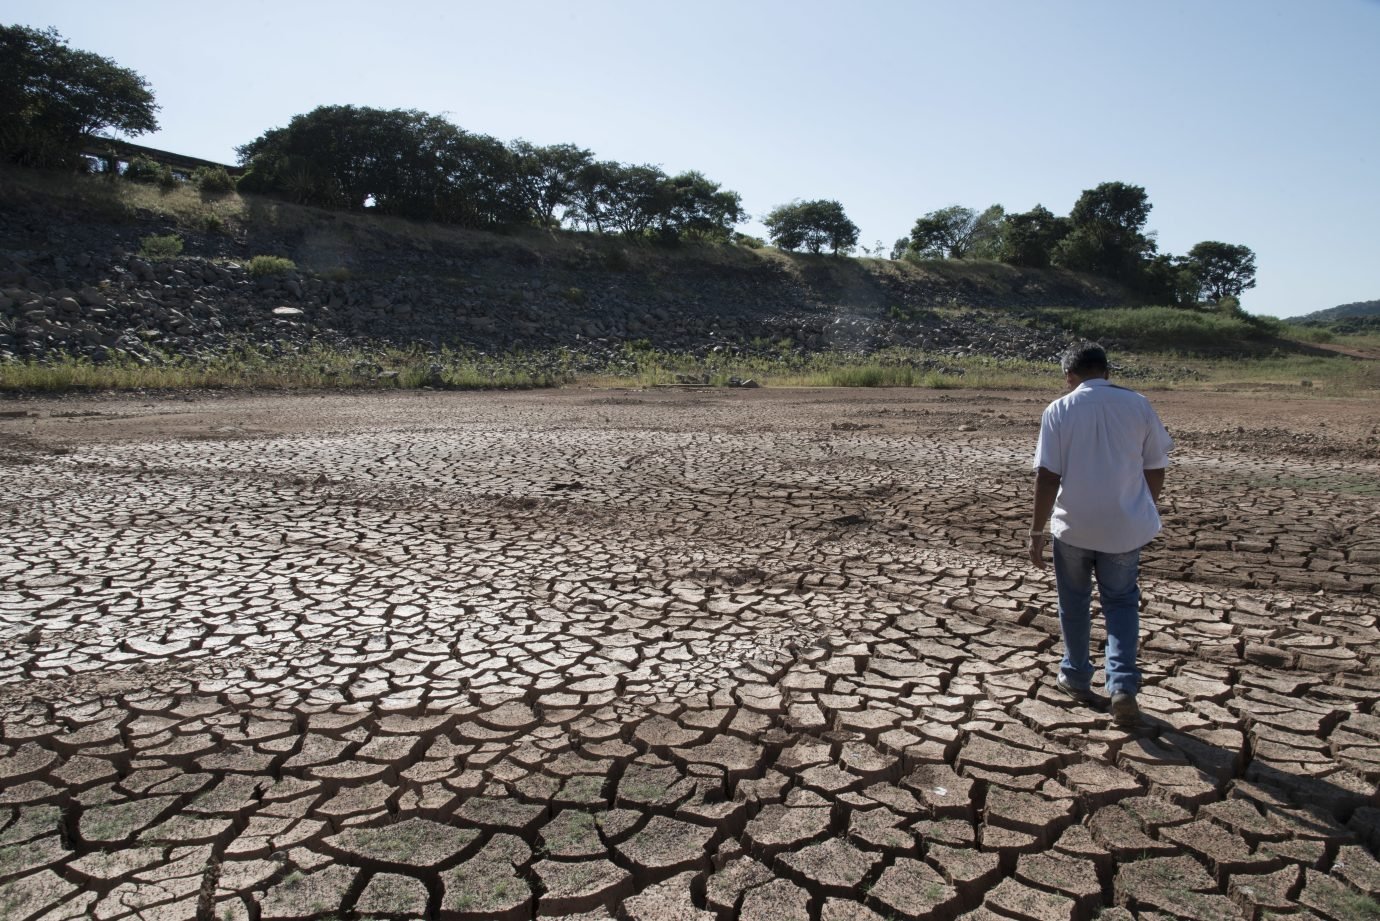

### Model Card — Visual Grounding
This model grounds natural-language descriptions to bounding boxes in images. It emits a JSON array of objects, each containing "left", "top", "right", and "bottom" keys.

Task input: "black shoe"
[
  {"left": 1110, "top": 692, "right": 1140, "bottom": 726},
  {"left": 1056, "top": 675, "right": 1098, "bottom": 705}
]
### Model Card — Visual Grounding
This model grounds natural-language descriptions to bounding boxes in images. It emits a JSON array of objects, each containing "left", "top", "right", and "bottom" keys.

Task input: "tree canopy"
[
  {"left": 237, "top": 105, "right": 743, "bottom": 240},
  {"left": 896, "top": 183, "right": 1256, "bottom": 307},
  {"left": 236, "top": 106, "right": 523, "bottom": 226},
  {"left": 1183, "top": 241, "right": 1257, "bottom": 303},
  {"left": 763, "top": 200, "right": 859, "bottom": 255},
  {"left": 904, "top": 205, "right": 1004, "bottom": 259},
  {"left": 0, "top": 38, "right": 1257, "bottom": 292},
  {"left": 0, "top": 24, "right": 158, "bottom": 169},
  {"left": 1053, "top": 181, "right": 1158, "bottom": 284}
]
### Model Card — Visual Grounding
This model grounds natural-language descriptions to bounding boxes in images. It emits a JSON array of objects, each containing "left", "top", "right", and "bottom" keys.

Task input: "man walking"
[{"left": 1028, "top": 343, "right": 1173, "bottom": 726}]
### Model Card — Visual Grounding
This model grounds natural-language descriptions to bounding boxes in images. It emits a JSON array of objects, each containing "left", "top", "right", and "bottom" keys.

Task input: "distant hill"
[{"left": 1287, "top": 299, "right": 1380, "bottom": 324}]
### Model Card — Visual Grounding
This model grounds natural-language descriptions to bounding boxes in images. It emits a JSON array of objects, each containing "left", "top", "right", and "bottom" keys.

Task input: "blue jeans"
[{"left": 1053, "top": 539, "right": 1142, "bottom": 696}]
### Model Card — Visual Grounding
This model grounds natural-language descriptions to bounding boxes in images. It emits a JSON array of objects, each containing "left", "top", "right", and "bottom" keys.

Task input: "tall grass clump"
[
  {"left": 139, "top": 233, "right": 183, "bottom": 261},
  {"left": 247, "top": 255, "right": 296, "bottom": 276}
]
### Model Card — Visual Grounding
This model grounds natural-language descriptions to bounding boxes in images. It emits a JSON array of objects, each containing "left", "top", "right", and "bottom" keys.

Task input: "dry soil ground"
[{"left": 1, "top": 386, "right": 1379, "bottom": 921}]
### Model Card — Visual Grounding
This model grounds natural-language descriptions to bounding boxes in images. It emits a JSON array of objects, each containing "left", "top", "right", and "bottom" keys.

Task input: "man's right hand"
[{"left": 1028, "top": 533, "right": 1047, "bottom": 569}]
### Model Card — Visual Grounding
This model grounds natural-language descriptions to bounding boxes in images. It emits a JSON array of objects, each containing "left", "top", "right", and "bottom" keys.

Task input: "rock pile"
[{"left": 0, "top": 203, "right": 1121, "bottom": 365}]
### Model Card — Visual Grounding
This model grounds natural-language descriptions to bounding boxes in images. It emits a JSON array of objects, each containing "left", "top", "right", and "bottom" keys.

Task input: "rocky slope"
[{"left": 0, "top": 180, "right": 1134, "bottom": 365}]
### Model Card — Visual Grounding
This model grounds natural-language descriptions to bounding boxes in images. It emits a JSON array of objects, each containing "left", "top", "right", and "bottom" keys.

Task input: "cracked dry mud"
[{"left": 1, "top": 387, "right": 1379, "bottom": 921}]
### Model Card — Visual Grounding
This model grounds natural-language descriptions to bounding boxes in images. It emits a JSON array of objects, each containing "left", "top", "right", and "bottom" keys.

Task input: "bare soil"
[{"left": 1, "top": 386, "right": 1378, "bottom": 920}]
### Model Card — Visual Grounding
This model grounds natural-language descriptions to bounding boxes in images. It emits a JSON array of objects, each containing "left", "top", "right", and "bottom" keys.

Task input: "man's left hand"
[{"left": 1028, "top": 533, "right": 1047, "bottom": 569}]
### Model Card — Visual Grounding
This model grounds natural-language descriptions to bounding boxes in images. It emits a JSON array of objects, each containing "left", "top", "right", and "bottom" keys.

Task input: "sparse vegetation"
[
  {"left": 1046, "top": 305, "right": 1281, "bottom": 351},
  {"left": 2, "top": 340, "right": 1374, "bottom": 395},
  {"left": 0, "top": 343, "right": 574, "bottom": 393},
  {"left": 559, "top": 776, "right": 606, "bottom": 803},
  {"left": 139, "top": 233, "right": 184, "bottom": 261},
  {"left": 194, "top": 165, "right": 236, "bottom": 196},
  {"left": 124, "top": 155, "right": 175, "bottom": 187},
  {"left": 247, "top": 255, "right": 296, "bottom": 276}
]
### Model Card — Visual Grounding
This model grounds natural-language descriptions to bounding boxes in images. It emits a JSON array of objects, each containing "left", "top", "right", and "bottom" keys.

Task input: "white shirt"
[{"left": 1032, "top": 378, "right": 1174, "bottom": 553}]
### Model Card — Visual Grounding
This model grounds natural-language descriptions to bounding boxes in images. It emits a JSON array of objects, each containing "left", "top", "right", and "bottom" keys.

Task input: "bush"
[
  {"left": 194, "top": 166, "right": 236, "bottom": 196},
  {"left": 125, "top": 155, "right": 174, "bottom": 187},
  {"left": 1215, "top": 295, "right": 1246, "bottom": 318},
  {"left": 247, "top": 255, "right": 296, "bottom": 276},
  {"left": 139, "top": 233, "right": 183, "bottom": 261}
]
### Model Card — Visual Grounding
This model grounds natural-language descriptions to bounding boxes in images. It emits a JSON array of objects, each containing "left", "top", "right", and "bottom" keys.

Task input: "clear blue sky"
[{"left": 9, "top": 0, "right": 1379, "bottom": 317}]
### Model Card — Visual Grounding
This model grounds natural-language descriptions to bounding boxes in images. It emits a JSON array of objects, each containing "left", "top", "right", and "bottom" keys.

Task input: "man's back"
[{"left": 1033, "top": 379, "right": 1173, "bottom": 553}]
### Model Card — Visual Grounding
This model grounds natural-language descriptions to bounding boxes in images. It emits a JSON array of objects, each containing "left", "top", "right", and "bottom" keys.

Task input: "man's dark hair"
[{"left": 1060, "top": 342, "right": 1109, "bottom": 376}]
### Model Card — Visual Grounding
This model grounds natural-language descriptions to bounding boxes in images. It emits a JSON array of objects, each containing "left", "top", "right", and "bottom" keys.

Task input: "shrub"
[
  {"left": 1215, "top": 295, "right": 1246, "bottom": 318},
  {"left": 247, "top": 255, "right": 296, "bottom": 276},
  {"left": 194, "top": 166, "right": 236, "bottom": 196},
  {"left": 733, "top": 231, "right": 765, "bottom": 249},
  {"left": 125, "top": 155, "right": 173, "bottom": 187},
  {"left": 139, "top": 233, "right": 183, "bottom": 261},
  {"left": 123, "top": 155, "right": 157, "bottom": 183}
]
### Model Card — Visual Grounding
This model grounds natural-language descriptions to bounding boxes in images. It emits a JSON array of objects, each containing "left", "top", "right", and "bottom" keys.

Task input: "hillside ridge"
[
  {"left": 1287, "top": 299, "right": 1380, "bottom": 325},
  {"left": 2, "top": 170, "right": 1136, "bottom": 365}
]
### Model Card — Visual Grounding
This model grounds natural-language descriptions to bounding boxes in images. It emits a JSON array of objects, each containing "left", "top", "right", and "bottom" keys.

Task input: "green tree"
[
  {"left": 568, "top": 160, "right": 621, "bottom": 234},
  {"left": 967, "top": 205, "right": 1006, "bottom": 259},
  {"left": 510, "top": 140, "right": 593, "bottom": 228},
  {"left": 906, "top": 205, "right": 1004, "bottom": 259},
  {"left": 236, "top": 105, "right": 524, "bottom": 226},
  {"left": 1054, "top": 181, "right": 1157, "bottom": 283},
  {"left": 1138, "top": 253, "right": 1198, "bottom": 306},
  {"left": 660, "top": 170, "right": 744, "bottom": 242},
  {"left": 763, "top": 199, "right": 859, "bottom": 255},
  {"left": 564, "top": 164, "right": 742, "bottom": 241},
  {"left": 432, "top": 129, "right": 525, "bottom": 227},
  {"left": 597, "top": 163, "right": 674, "bottom": 236},
  {"left": 0, "top": 25, "right": 158, "bottom": 169},
  {"left": 994, "top": 205, "right": 1069, "bottom": 268},
  {"left": 1183, "top": 241, "right": 1257, "bottom": 303}
]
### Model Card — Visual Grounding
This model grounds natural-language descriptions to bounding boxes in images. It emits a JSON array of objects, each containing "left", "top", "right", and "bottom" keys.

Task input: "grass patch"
[
  {"left": 0, "top": 343, "right": 575, "bottom": 393},
  {"left": 1, "top": 165, "right": 246, "bottom": 231},
  {"left": 1164, "top": 353, "right": 1380, "bottom": 395},
  {"left": 582, "top": 344, "right": 1054, "bottom": 390},
  {"left": 4, "top": 342, "right": 1375, "bottom": 395},
  {"left": 139, "top": 233, "right": 183, "bottom": 261},
  {"left": 1045, "top": 305, "right": 1281, "bottom": 351},
  {"left": 1282, "top": 323, "right": 1336, "bottom": 344},
  {"left": 247, "top": 255, "right": 296, "bottom": 276}
]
